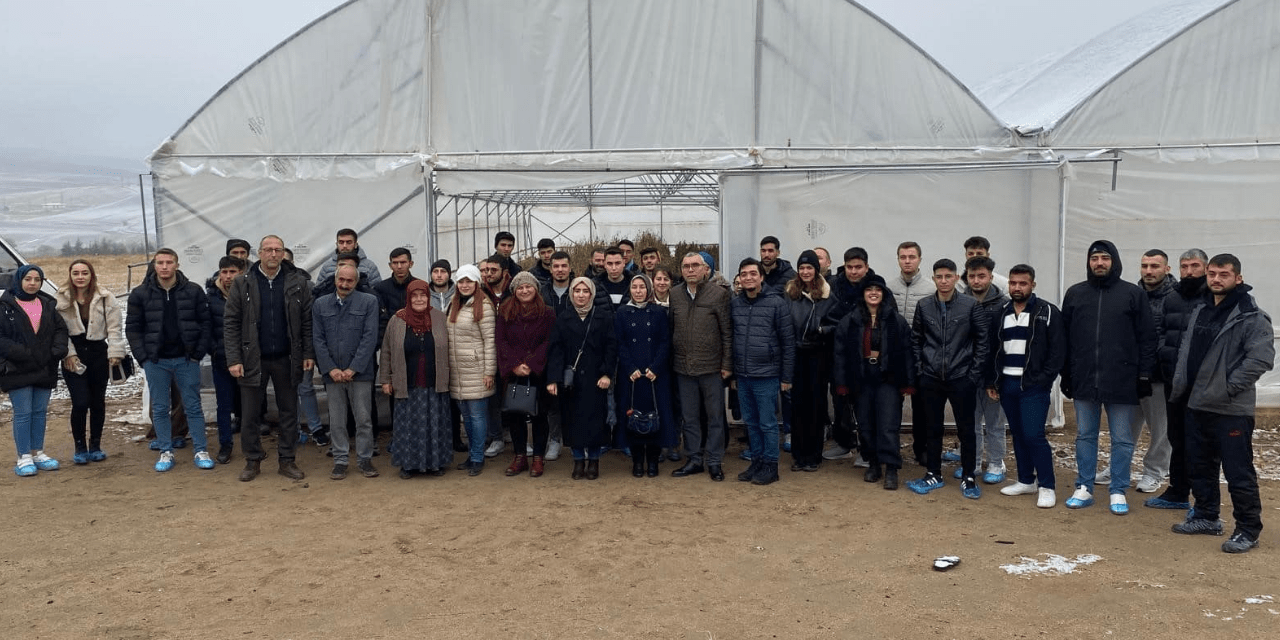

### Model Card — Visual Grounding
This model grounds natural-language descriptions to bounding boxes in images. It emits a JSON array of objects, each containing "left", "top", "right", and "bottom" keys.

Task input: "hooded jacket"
[
  {"left": 316, "top": 246, "right": 383, "bottom": 286},
  {"left": 223, "top": 260, "right": 314, "bottom": 387},
  {"left": 0, "top": 290, "right": 69, "bottom": 391},
  {"left": 1059, "top": 240, "right": 1158, "bottom": 404},
  {"left": 125, "top": 268, "right": 212, "bottom": 364},
  {"left": 1171, "top": 285, "right": 1273, "bottom": 416}
]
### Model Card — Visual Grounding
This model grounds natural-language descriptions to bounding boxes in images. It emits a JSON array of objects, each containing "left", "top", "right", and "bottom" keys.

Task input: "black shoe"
[
  {"left": 790, "top": 461, "right": 803, "bottom": 472},
  {"left": 312, "top": 429, "right": 331, "bottom": 447},
  {"left": 572, "top": 460, "right": 586, "bottom": 480},
  {"left": 215, "top": 446, "right": 232, "bottom": 465},
  {"left": 671, "top": 461, "right": 704, "bottom": 478},
  {"left": 467, "top": 460, "right": 483, "bottom": 477},
  {"left": 751, "top": 462, "right": 779, "bottom": 485},
  {"left": 802, "top": 462, "right": 820, "bottom": 472},
  {"left": 884, "top": 468, "right": 899, "bottom": 490},
  {"left": 708, "top": 464, "right": 725, "bottom": 482},
  {"left": 646, "top": 462, "right": 659, "bottom": 477},
  {"left": 1222, "top": 532, "right": 1259, "bottom": 554},
  {"left": 430, "top": 468, "right": 446, "bottom": 476},
  {"left": 738, "top": 460, "right": 762, "bottom": 482},
  {"left": 632, "top": 458, "right": 645, "bottom": 478},
  {"left": 586, "top": 459, "right": 600, "bottom": 480},
  {"left": 357, "top": 458, "right": 379, "bottom": 478},
  {"left": 864, "top": 465, "right": 882, "bottom": 483},
  {"left": 399, "top": 468, "right": 414, "bottom": 479},
  {"left": 456, "top": 460, "right": 472, "bottom": 471},
  {"left": 330, "top": 464, "right": 348, "bottom": 480}
]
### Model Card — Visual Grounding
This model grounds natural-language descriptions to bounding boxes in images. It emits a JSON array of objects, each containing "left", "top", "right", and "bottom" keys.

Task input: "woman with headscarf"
[
  {"left": 447, "top": 264, "right": 497, "bottom": 476},
  {"left": 380, "top": 280, "right": 453, "bottom": 478},
  {"left": 613, "top": 274, "right": 676, "bottom": 478},
  {"left": 547, "top": 276, "right": 617, "bottom": 479},
  {"left": 1, "top": 265, "right": 69, "bottom": 476},
  {"left": 54, "top": 259, "right": 126, "bottom": 464},
  {"left": 495, "top": 271, "right": 556, "bottom": 477}
]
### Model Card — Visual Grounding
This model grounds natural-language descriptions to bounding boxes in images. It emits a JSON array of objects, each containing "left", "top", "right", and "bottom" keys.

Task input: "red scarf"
[{"left": 396, "top": 280, "right": 433, "bottom": 334}]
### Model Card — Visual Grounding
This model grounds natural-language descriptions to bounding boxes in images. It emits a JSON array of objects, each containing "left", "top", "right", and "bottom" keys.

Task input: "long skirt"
[{"left": 390, "top": 387, "right": 454, "bottom": 472}]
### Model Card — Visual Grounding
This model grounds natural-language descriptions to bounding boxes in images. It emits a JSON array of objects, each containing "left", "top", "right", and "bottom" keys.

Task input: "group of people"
[{"left": 0, "top": 229, "right": 1270, "bottom": 554}]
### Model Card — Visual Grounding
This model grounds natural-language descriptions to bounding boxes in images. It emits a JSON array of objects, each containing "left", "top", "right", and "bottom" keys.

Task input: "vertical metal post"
[
  {"left": 587, "top": 0, "right": 595, "bottom": 149},
  {"left": 752, "top": 0, "right": 764, "bottom": 144},
  {"left": 453, "top": 196, "right": 461, "bottom": 267},
  {"left": 138, "top": 174, "right": 152, "bottom": 255}
]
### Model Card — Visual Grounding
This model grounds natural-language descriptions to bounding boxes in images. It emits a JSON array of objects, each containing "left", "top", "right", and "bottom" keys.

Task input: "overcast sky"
[{"left": 1, "top": 0, "right": 1175, "bottom": 166}]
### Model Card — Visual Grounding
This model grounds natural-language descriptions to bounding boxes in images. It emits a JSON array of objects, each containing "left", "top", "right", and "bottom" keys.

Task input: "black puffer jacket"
[
  {"left": 1158, "top": 275, "right": 1206, "bottom": 383},
  {"left": 786, "top": 279, "right": 839, "bottom": 351},
  {"left": 912, "top": 291, "right": 990, "bottom": 385},
  {"left": 832, "top": 302, "right": 914, "bottom": 390},
  {"left": 1142, "top": 274, "right": 1178, "bottom": 383},
  {"left": 206, "top": 282, "right": 231, "bottom": 369},
  {"left": 762, "top": 258, "right": 796, "bottom": 294},
  {"left": 1059, "top": 240, "right": 1158, "bottom": 404},
  {"left": 729, "top": 289, "right": 795, "bottom": 382},
  {"left": 0, "top": 290, "right": 69, "bottom": 391},
  {"left": 125, "top": 269, "right": 212, "bottom": 364}
]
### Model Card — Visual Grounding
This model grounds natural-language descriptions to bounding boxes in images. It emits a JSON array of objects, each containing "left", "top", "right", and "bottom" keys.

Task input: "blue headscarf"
[{"left": 12, "top": 264, "right": 44, "bottom": 301}]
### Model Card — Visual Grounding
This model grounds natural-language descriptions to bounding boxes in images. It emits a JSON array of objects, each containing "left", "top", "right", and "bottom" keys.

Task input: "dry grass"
[{"left": 23, "top": 253, "right": 149, "bottom": 295}]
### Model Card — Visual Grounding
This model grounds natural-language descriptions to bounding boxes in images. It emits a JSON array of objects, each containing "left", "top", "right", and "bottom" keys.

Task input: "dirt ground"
[{"left": 3, "top": 255, "right": 1279, "bottom": 639}]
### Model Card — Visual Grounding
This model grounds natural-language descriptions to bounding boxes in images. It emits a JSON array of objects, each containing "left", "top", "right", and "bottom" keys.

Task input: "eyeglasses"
[{"left": 260, "top": 248, "right": 285, "bottom": 254}]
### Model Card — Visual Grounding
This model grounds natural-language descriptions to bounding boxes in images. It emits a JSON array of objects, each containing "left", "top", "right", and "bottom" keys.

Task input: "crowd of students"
[{"left": 0, "top": 229, "right": 1270, "bottom": 554}]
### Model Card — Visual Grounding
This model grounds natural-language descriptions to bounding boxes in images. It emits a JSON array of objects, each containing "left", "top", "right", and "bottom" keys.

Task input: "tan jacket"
[
  {"left": 447, "top": 296, "right": 497, "bottom": 400},
  {"left": 378, "top": 311, "right": 450, "bottom": 398},
  {"left": 55, "top": 286, "right": 126, "bottom": 360}
]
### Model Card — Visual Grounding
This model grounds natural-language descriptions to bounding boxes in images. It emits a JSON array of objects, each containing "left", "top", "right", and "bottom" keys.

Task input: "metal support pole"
[{"left": 138, "top": 174, "right": 152, "bottom": 255}]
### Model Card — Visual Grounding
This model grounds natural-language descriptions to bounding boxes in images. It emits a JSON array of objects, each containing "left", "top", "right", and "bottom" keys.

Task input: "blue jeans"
[
  {"left": 999, "top": 378, "right": 1054, "bottom": 490},
  {"left": 297, "top": 376, "right": 324, "bottom": 433},
  {"left": 9, "top": 386, "right": 52, "bottom": 456},
  {"left": 1073, "top": 399, "right": 1137, "bottom": 495},
  {"left": 738, "top": 376, "right": 781, "bottom": 463},
  {"left": 211, "top": 364, "right": 237, "bottom": 449},
  {"left": 458, "top": 398, "right": 489, "bottom": 463},
  {"left": 144, "top": 358, "right": 208, "bottom": 453}
]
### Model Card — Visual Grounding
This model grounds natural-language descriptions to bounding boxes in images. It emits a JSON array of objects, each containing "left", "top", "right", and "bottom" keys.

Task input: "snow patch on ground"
[{"left": 1000, "top": 553, "right": 1102, "bottom": 576}]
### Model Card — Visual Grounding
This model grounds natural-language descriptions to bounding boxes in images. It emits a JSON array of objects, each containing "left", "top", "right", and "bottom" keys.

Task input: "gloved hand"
[{"left": 1137, "top": 378, "right": 1153, "bottom": 398}]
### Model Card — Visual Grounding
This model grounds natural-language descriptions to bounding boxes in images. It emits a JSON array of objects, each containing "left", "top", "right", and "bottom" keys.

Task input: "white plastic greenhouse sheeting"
[
  {"left": 154, "top": 0, "right": 1008, "bottom": 173},
  {"left": 151, "top": 160, "right": 430, "bottom": 276},
  {"left": 1065, "top": 150, "right": 1280, "bottom": 404}
]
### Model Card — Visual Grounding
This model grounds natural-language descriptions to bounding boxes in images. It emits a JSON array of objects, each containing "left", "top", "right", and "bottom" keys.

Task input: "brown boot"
[
  {"left": 530, "top": 456, "right": 544, "bottom": 477},
  {"left": 505, "top": 454, "right": 528, "bottom": 476},
  {"left": 239, "top": 459, "right": 261, "bottom": 482},
  {"left": 278, "top": 460, "right": 305, "bottom": 480},
  {"left": 586, "top": 459, "right": 600, "bottom": 480}
]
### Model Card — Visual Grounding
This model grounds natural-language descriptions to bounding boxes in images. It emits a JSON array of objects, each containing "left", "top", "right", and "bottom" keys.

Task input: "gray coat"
[
  {"left": 312, "top": 290, "right": 379, "bottom": 383},
  {"left": 224, "top": 261, "right": 315, "bottom": 387},
  {"left": 378, "top": 312, "right": 451, "bottom": 398},
  {"left": 1171, "top": 289, "right": 1274, "bottom": 417}
]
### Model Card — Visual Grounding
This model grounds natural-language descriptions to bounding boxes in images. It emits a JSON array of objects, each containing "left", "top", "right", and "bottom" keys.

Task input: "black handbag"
[
  {"left": 502, "top": 378, "right": 539, "bottom": 415},
  {"left": 626, "top": 379, "right": 660, "bottom": 436},
  {"left": 109, "top": 354, "right": 135, "bottom": 385}
]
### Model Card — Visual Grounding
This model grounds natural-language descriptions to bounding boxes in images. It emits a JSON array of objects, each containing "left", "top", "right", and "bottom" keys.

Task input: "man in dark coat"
[
  {"left": 1060, "top": 240, "right": 1158, "bottom": 515},
  {"left": 225, "top": 235, "right": 315, "bottom": 482},
  {"left": 729, "top": 258, "right": 795, "bottom": 485},
  {"left": 1144, "top": 248, "right": 1208, "bottom": 510}
]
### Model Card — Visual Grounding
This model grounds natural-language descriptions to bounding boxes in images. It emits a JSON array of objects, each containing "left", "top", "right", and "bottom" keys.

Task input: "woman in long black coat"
[
  {"left": 614, "top": 274, "right": 676, "bottom": 478},
  {"left": 547, "top": 277, "right": 617, "bottom": 480}
]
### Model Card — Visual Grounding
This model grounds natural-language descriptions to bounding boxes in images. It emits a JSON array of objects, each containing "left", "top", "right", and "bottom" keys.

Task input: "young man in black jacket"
[{"left": 990, "top": 264, "right": 1065, "bottom": 509}]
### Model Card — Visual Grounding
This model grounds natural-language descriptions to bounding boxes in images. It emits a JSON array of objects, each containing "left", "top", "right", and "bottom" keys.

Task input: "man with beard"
[
  {"left": 480, "top": 255, "right": 512, "bottom": 307},
  {"left": 1145, "top": 249, "right": 1208, "bottom": 510},
  {"left": 316, "top": 228, "right": 382, "bottom": 287},
  {"left": 1060, "top": 240, "right": 1157, "bottom": 515},
  {"left": 313, "top": 264, "right": 380, "bottom": 480},
  {"left": 759, "top": 236, "right": 796, "bottom": 294},
  {"left": 585, "top": 248, "right": 608, "bottom": 280},
  {"left": 528, "top": 238, "right": 556, "bottom": 286},
  {"left": 1170, "top": 254, "right": 1273, "bottom": 553},
  {"left": 428, "top": 259, "right": 455, "bottom": 313},
  {"left": 964, "top": 256, "right": 1010, "bottom": 484},
  {"left": 493, "top": 231, "right": 522, "bottom": 278},
  {"left": 638, "top": 247, "right": 663, "bottom": 281},
  {"left": 991, "top": 264, "right": 1065, "bottom": 509}
]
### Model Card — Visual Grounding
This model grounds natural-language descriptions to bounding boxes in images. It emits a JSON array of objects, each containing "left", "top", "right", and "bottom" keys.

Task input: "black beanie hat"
[
  {"left": 796, "top": 249, "right": 820, "bottom": 270},
  {"left": 226, "top": 238, "right": 251, "bottom": 255},
  {"left": 430, "top": 259, "right": 452, "bottom": 274}
]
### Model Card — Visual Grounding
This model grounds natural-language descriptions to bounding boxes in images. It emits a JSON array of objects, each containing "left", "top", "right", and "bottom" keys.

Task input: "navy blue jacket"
[{"left": 730, "top": 289, "right": 796, "bottom": 382}]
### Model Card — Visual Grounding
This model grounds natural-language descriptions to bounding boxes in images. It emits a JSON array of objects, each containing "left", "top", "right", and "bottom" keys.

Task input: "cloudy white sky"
[{"left": 1, "top": 0, "right": 1174, "bottom": 166}]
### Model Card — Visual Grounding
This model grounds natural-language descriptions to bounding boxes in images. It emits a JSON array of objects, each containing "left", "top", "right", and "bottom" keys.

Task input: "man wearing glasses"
[{"left": 670, "top": 252, "right": 733, "bottom": 482}]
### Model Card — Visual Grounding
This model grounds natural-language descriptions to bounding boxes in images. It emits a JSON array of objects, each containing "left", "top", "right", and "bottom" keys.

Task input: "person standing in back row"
[{"left": 1060, "top": 240, "right": 1157, "bottom": 515}]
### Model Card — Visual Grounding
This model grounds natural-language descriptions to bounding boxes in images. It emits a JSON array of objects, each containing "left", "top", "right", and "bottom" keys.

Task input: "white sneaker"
[
  {"left": 822, "top": 445, "right": 853, "bottom": 460},
  {"left": 526, "top": 444, "right": 534, "bottom": 456},
  {"left": 1135, "top": 475, "right": 1161, "bottom": 493},
  {"left": 1037, "top": 488, "right": 1057, "bottom": 508},
  {"left": 1000, "top": 481, "right": 1039, "bottom": 496},
  {"left": 1094, "top": 467, "right": 1111, "bottom": 485},
  {"left": 544, "top": 440, "right": 562, "bottom": 461},
  {"left": 484, "top": 440, "right": 505, "bottom": 458},
  {"left": 853, "top": 453, "right": 870, "bottom": 468}
]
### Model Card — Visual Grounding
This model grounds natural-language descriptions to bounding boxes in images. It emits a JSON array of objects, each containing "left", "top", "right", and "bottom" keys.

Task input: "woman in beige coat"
[
  {"left": 54, "top": 259, "right": 126, "bottom": 464},
  {"left": 447, "top": 264, "right": 496, "bottom": 475}
]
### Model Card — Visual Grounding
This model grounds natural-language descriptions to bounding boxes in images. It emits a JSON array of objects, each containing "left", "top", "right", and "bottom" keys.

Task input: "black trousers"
[
  {"left": 1186, "top": 409, "right": 1263, "bottom": 538},
  {"left": 919, "top": 376, "right": 977, "bottom": 477},
  {"left": 791, "top": 350, "right": 829, "bottom": 466},
  {"left": 240, "top": 356, "right": 300, "bottom": 462},
  {"left": 1163, "top": 388, "right": 1191, "bottom": 501},
  {"left": 63, "top": 339, "right": 109, "bottom": 450}
]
